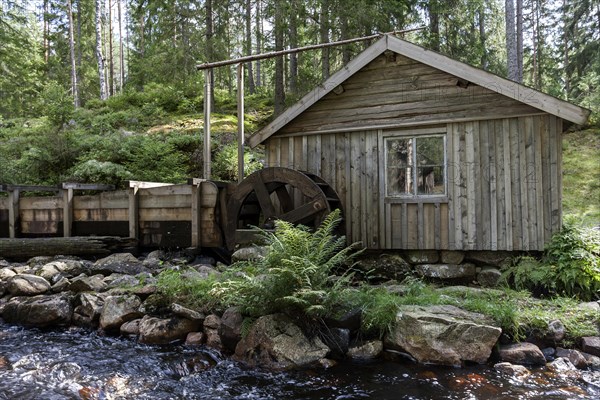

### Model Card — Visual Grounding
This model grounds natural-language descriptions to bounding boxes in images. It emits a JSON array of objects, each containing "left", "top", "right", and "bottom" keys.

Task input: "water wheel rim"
[{"left": 226, "top": 167, "right": 336, "bottom": 250}]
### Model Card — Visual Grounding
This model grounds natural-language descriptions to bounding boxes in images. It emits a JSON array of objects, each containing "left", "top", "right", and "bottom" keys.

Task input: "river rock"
[
  {"left": 556, "top": 348, "right": 588, "bottom": 369},
  {"left": 0, "top": 268, "right": 16, "bottom": 280},
  {"left": 384, "top": 305, "right": 501, "bottom": 367},
  {"left": 234, "top": 313, "right": 330, "bottom": 370},
  {"left": 403, "top": 250, "right": 439, "bottom": 264},
  {"left": 138, "top": 315, "right": 201, "bottom": 344},
  {"left": 324, "top": 308, "right": 362, "bottom": 331},
  {"left": 194, "top": 265, "right": 221, "bottom": 279},
  {"left": 171, "top": 303, "right": 205, "bottom": 322},
  {"left": 494, "top": 362, "right": 531, "bottom": 378},
  {"left": 347, "top": 340, "right": 383, "bottom": 360},
  {"left": 497, "top": 342, "right": 546, "bottom": 366},
  {"left": 2, "top": 293, "right": 73, "bottom": 327},
  {"left": 75, "top": 293, "right": 105, "bottom": 321},
  {"left": 581, "top": 337, "right": 600, "bottom": 357},
  {"left": 7, "top": 274, "right": 51, "bottom": 296},
  {"left": 204, "top": 314, "right": 223, "bottom": 350},
  {"left": 219, "top": 307, "right": 244, "bottom": 352},
  {"left": 582, "top": 352, "right": 600, "bottom": 371},
  {"left": 120, "top": 319, "right": 141, "bottom": 336},
  {"left": 37, "top": 260, "right": 86, "bottom": 281},
  {"left": 27, "top": 256, "right": 54, "bottom": 269},
  {"left": 231, "top": 246, "right": 269, "bottom": 262},
  {"left": 543, "top": 319, "right": 566, "bottom": 343},
  {"left": 355, "top": 253, "right": 411, "bottom": 280},
  {"left": 477, "top": 267, "right": 502, "bottom": 287},
  {"left": 69, "top": 275, "right": 107, "bottom": 293},
  {"left": 465, "top": 251, "right": 512, "bottom": 267},
  {"left": 185, "top": 332, "right": 205, "bottom": 345},
  {"left": 91, "top": 253, "right": 148, "bottom": 276},
  {"left": 143, "top": 250, "right": 166, "bottom": 269},
  {"left": 439, "top": 251, "right": 465, "bottom": 265},
  {"left": 415, "top": 263, "right": 476, "bottom": 280},
  {"left": 99, "top": 295, "right": 143, "bottom": 331},
  {"left": 51, "top": 277, "right": 70, "bottom": 293}
]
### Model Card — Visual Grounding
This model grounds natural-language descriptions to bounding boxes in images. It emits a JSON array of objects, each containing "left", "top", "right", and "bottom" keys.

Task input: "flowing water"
[{"left": 0, "top": 321, "right": 598, "bottom": 400}]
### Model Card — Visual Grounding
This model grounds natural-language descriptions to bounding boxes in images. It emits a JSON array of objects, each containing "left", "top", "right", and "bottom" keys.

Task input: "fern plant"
[
  {"left": 502, "top": 223, "right": 600, "bottom": 300},
  {"left": 210, "top": 209, "right": 363, "bottom": 318}
]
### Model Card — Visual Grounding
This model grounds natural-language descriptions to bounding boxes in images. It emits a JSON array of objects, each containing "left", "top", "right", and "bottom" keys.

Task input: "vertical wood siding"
[{"left": 264, "top": 115, "right": 562, "bottom": 251}]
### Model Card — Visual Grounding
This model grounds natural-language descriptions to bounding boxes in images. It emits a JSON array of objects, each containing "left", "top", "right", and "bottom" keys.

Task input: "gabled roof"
[{"left": 249, "top": 34, "right": 590, "bottom": 147}]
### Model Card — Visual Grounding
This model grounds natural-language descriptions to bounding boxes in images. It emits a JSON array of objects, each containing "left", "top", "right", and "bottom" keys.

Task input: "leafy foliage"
[
  {"left": 210, "top": 209, "right": 362, "bottom": 318},
  {"left": 502, "top": 222, "right": 600, "bottom": 300}
]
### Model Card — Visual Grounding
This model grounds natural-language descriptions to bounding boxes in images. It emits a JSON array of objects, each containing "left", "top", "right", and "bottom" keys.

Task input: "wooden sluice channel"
[{"left": 0, "top": 180, "right": 228, "bottom": 253}]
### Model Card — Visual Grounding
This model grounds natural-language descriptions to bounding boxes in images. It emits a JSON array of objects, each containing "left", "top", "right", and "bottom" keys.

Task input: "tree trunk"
[
  {"left": 562, "top": 0, "right": 570, "bottom": 98},
  {"left": 67, "top": 0, "right": 80, "bottom": 108},
  {"left": 479, "top": 3, "right": 487, "bottom": 69},
  {"left": 95, "top": 0, "right": 108, "bottom": 100},
  {"left": 206, "top": 0, "right": 215, "bottom": 109},
  {"left": 118, "top": 0, "right": 125, "bottom": 91},
  {"left": 505, "top": 0, "right": 518, "bottom": 81},
  {"left": 108, "top": 0, "right": 114, "bottom": 96},
  {"left": 0, "top": 237, "right": 138, "bottom": 260},
  {"left": 255, "top": 0, "right": 262, "bottom": 88},
  {"left": 340, "top": 13, "right": 351, "bottom": 64},
  {"left": 43, "top": 0, "right": 49, "bottom": 65},
  {"left": 274, "top": 1, "right": 285, "bottom": 115},
  {"left": 428, "top": 0, "right": 440, "bottom": 51},
  {"left": 516, "top": 0, "right": 523, "bottom": 82},
  {"left": 319, "top": 0, "right": 330, "bottom": 80},
  {"left": 289, "top": 0, "right": 298, "bottom": 94},
  {"left": 245, "top": 0, "right": 255, "bottom": 94}
]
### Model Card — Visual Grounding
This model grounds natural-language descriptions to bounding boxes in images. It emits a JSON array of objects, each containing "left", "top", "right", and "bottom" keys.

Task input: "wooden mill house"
[{"left": 249, "top": 34, "right": 590, "bottom": 252}]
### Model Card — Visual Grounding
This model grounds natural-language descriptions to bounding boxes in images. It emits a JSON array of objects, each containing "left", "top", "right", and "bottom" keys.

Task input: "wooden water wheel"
[{"left": 225, "top": 167, "right": 342, "bottom": 249}]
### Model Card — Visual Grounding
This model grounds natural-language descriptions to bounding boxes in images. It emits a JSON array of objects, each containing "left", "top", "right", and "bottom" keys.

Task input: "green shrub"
[
  {"left": 41, "top": 82, "right": 74, "bottom": 127},
  {"left": 68, "top": 159, "right": 133, "bottom": 186},
  {"left": 155, "top": 268, "right": 221, "bottom": 312},
  {"left": 502, "top": 222, "right": 600, "bottom": 300},
  {"left": 210, "top": 209, "right": 362, "bottom": 318},
  {"left": 212, "top": 142, "right": 263, "bottom": 181}
]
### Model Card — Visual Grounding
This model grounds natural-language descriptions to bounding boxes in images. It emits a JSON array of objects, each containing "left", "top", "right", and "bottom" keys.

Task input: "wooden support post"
[
  {"left": 204, "top": 69, "right": 212, "bottom": 179},
  {"left": 190, "top": 178, "right": 204, "bottom": 248},
  {"left": 237, "top": 63, "right": 245, "bottom": 183},
  {"left": 8, "top": 189, "right": 19, "bottom": 239},
  {"left": 62, "top": 187, "right": 74, "bottom": 237},
  {"left": 128, "top": 184, "right": 139, "bottom": 239}
]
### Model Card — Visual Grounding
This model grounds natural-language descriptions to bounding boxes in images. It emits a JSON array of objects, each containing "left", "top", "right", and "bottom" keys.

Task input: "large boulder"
[
  {"left": 414, "top": 263, "right": 476, "bottom": 280},
  {"left": 2, "top": 293, "right": 73, "bottom": 327},
  {"left": 7, "top": 274, "right": 51, "bottom": 296},
  {"left": 203, "top": 314, "right": 223, "bottom": 350},
  {"left": 465, "top": 251, "right": 513, "bottom": 267},
  {"left": 99, "top": 295, "right": 143, "bottom": 331},
  {"left": 91, "top": 253, "right": 148, "bottom": 276},
  {"left": 403, "top": 250, "right": 439, "bottom": 264},
  {"left": 497, "top": 342, "right": 546, "bottom": 366},
  {"left": 234, "top": 313, "right": 330, "bottom": 370},
  {"left": 0, "top": 268, "right": 17, "bottom": 281},
  {"left": 476, "top": 267, "right": 502, "bottom": 287},
  {"left": 72, "top": 292, "right": 106, "bottom": 327},
  {"left": 384, "top": 305, "right": 501, "bottom": 367},
  {"left": 138, "top": 315, "right": 201, "bottom": 344},
  {"left": 231, "top": 246, "right": 269, "bottom": 262}
]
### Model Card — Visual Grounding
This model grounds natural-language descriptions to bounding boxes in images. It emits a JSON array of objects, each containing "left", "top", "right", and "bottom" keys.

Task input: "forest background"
[{"left": 0, "top": 0, "right": 598, "bottom": 224}]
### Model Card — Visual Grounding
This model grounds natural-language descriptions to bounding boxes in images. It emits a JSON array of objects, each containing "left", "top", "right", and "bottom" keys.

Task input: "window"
[{"left": 385, "top": 135, "right": 446, "bottom": 197}]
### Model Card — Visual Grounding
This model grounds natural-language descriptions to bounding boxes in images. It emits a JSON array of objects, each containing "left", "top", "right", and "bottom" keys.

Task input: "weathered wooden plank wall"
[
  {"left": 0, "top": 182, "right": 222, "bottom": 248},
  {"left": 265, "top": 114, "right": 562, "bottom": 251}
]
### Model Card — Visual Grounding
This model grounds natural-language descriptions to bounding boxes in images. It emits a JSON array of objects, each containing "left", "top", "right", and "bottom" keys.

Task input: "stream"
[{"left": 0, "top": 321, "right": 598, "bottom": 400}]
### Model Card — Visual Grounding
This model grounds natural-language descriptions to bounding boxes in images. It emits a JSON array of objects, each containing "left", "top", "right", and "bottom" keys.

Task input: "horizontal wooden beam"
[
  {"left": 0, "top": 184, "right": 60, "bottom": 192},
  {"left": 61, "top": 183, "right": 115, "bottom": 191}
]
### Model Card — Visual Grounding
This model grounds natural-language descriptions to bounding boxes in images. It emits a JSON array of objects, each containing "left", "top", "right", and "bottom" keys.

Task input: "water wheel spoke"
[
  {"left": 253, "top": 174, "right": 276, "bottom": 220},
  {"left": 278, "top": 198, "right": 324, "bottom": 224},
  {"left": 275, "top": 185, "right": 293, "bottom": 213}
]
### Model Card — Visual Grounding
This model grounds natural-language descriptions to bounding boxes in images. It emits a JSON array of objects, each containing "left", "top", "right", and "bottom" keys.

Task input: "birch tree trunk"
[
  {"left": 95, "top": 0, "right": 108, "bottom": 100},
  {"left": 66, "top": 0, "right": 80, "bottom": 108},
  {"left": 108, "top": 0, "right": 114, "bottom": 96},
  {"left": 118, "top": 0, "right": 124, "bottom": 91}
]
